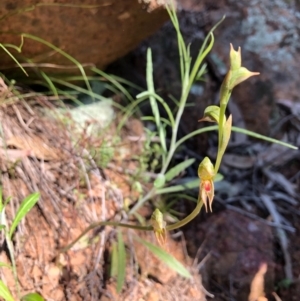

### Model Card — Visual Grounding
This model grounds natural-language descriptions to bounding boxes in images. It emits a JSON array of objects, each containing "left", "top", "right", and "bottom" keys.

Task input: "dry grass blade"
[
  {"left": 262, "top": 168, "right": 297, "bottom": 198},
  {"left": 0, "top": 77, "right": 121, "bottom": 298},
  {"left": 6, "top": 135, "right": 61, "bottom": 161},
  {"left": 261, "top": 194, "right": 293, "bottom": 280}
]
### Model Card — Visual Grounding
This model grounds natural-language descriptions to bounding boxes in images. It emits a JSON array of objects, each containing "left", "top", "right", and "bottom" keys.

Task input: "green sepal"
[{"left": 198, "top": 105, "right": 223, "bottom": 124}]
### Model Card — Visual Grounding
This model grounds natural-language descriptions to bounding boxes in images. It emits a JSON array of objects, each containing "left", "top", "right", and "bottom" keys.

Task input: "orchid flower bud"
[
  {"left": 151, "top": 208, "right": 167, "bottom": 246},
  {"left": 198, "top": 105, "right": 228, "bottom": 127}
]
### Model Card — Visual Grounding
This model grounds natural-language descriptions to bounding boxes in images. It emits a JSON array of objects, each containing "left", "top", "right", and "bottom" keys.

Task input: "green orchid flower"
[{"left": 198, "top": 157, "right": 215, "bottom": 212}]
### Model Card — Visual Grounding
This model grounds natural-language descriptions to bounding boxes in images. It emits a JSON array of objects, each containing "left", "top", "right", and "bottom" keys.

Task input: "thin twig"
[
  {"left": 12, "top": 104, "right": 32, "bottom": 133},
  {"left": 261, "top": 194, "right": 293, "bottom": 280},
  {"left": 226, "top": 204, "right": 295, "bottom": 232}
]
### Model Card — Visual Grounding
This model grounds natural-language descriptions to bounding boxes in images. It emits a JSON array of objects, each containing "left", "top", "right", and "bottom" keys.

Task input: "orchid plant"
[
  {"left": 151, "top": 44, "right": 260, "bottom": 241},
  {"left": 60, "top": 44, "right": 260, "bottom": 253},
  {"left": 57, "top": 4, "right": 297, "bottom": 291}
]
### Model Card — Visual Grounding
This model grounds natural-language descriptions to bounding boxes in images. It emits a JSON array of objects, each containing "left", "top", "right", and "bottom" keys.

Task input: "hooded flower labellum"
[
  {"left": 198, "top": 105, "right": 223, "bottom": 124},
  {"left": 198, "top": 105, "right": 227, "bottom": 127},
  {"left": 198, "top": 157, "right": 215, "bottom": 212},
  {"left": 151, "top": 208, "right": 167, "bottom": 246}
]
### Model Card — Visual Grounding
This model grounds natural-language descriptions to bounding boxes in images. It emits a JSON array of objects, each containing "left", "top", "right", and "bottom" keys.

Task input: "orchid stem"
[{"left": 59, "top": 198, "right": 203, "bottom": 255}]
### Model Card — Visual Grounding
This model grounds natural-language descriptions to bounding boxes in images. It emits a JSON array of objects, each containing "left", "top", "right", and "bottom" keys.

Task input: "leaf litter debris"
[{"left": 0, "top": 77, "right": 208, "bottom": 301}]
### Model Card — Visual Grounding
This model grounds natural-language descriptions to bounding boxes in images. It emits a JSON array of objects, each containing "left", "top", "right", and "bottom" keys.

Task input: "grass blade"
[
  {"left": 0, "top": 262, "right": 12, "bottom": 269},
  {"left": 188, "top": 15, "right": 225, "bottom": 88},
  {"left": 156, "top": 178, "right": 200, "bottom": 194},
  {"left": 166, "top": 3, "right": 187, "bottom": 83},
  {"left": 0, "top": 43, "right": 27, "bottom": 76},
  {"left": 154, "top": 174, "right": 166, "bottom": 189},
  {"left": 40, "top": 71, "right": 59, "bottom": 99},
  {"left": 91, "top": 67, "right": 135, "bottom": 102},
  {"left": 21, "top": 293, "right": 45, "bottom": 301},
  {"left": 136, "top": 92, "right": 175, "bottom": 127},
  {"left": 231, "top": 126, "right": 298, "bottom": 150},
  {"left": 0, "top": 187, "right": 3, "bottom": 213},
  {"left": 9, "top": 192, "right": 40, "bottom": 238},
  {"left": 137, "top": 238, "right": 191, "bottom": 278},
  {"left": 116, "top": 231, "right": 126, "bottom": 293},
  {"left": 146, "top": 49, "right": 160, "bottom": 126},
  {"left": 176, "top": 125, "right": 297, "bottom": 151},
  {"left": 0, "top": 280, "right": 14, "bottom": 301},
  {"left": 49, "top": 78, "right": 109, "bottom": 102},
  {"left": 21, "top": 33, "right": 92, "bottom": 99},
  {"left": 165, "top": 158, "right": 195, "bottom": 182},
  {"left": 110, "top": 242, "right": 118, "bottom": 277},
  {"left": 214, "top": 173, "right": 224, "bottom": 182},
  {"left": 156, "top": 173, "right": 223, "bottom": 195},
  {"left": 146, "top": 49, "right": 167, "bottom": 155}
]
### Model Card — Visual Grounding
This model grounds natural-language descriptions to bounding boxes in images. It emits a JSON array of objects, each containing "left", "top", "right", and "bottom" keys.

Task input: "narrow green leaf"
[
  {"left": 231, "top": 126, "right": 298, "bottom": 150},
  {"left": 133, "top": 181, "right": 143, "bottom": 194},
  {"left": 158, "top": 125, "right": 167, "bottom": 160},
  {"left": 4, "top": 196, "right": 12, "bottom": 208},
  {"left": 49, "top": 78, "right": 109, "bottom": 102},
  {"left": 116, "top": 95, "right": 147, "bottom": 133},
  {"left": 177, "top": 125, "right": 297, "bottom": 156},
  {"left": 146, "top": 48, "right": 159, "bottom": 121},
  {"left": 9, "top": 192, "right": 40, "bottom": 238},
  {"left": 195, "top": 62, "right": 208, "bottom": 80},
  {"left": 198, "top": 105, "right": 221, "bottom": 124},
  {"left": 135, "top": 92, "right": 175, "bottom": 127},
  {"left": 132, "top": 212, "right": 146, "bottom": 226},
  {"left": 0, "top": 262, "right": 12, "bottom": 270},
  {"left": 214, "top": 173, "right": 224, "bottom": 182},
  {"left": 165, "top": 3, "right": 187, "bottom": 83},
  {"left": 91, "top": 67, "right": 136, "bottom": 103},
  {"left": 165, "top": 158, "right": 195, "bottom": 182},
  {"left": 40, "top": 71, "right": 58, "bottom": 99},
  {"left": 137, "top": 238, "right": 191, "bottom": 278},
  {"left": 22, "top": 33, "right": 92, "bottom": 101},
  {"left": 0, "top": 187, "right": 3, "bottom": 212},
  {"left": 154, "top": 174, "right": 166, "bottom": 189},
  {"left": 0, "top": 280, "right": 14, "bottom": 301},
  {"left": 175, "top": 125, "right": 218, "bottom": 151},
  {"left": 189, "top": 15, "right": 225, "bottom": 88},
  {"left": 146, "top": 49, "right": 167, "bottom": 154},
  {"left": 136, "top": 91, "right": 149, "bottom": 99},
  {"left": 156, "top": 173, "right": 223, "bottom": 195},
  {"left": 116, "top": 231, "right": 126, "bottom": 293},
  {"left": 110, "top": 242, "right": 118, "bottom": 277},
  {"left": 156, "top": 178, "right": 200, "bottom": 195},
  {"left": 0, "top": 43, "right": 27, "bottom": 76},
  {"left": 21, "top": 293, "right": 45, "bottom": 301}
]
